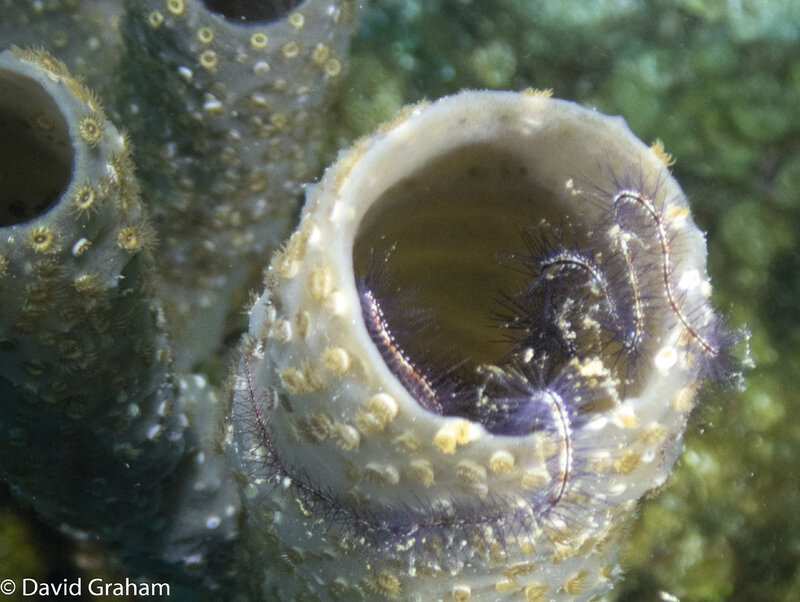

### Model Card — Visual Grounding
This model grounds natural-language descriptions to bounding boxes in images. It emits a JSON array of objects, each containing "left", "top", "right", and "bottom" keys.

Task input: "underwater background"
[{"left": 1, "top": 0, "right": 799, "bottom": 600}]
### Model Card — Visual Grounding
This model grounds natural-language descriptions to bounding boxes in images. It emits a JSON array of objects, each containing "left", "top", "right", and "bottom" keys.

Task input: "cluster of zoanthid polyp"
[{"left": 228, "top": 90, "right": 745, "bottom": 600}]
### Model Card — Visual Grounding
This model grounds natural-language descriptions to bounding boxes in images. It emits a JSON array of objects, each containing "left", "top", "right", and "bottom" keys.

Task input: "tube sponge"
[
  {"left": 117, "top": 0, "right": 362, "bottom": 368},
  {"left": 0, "top": 47, "right": 243, "bottom": 588},
  {"left": 227, "top": 90, "right": 742, "bottom": 600},
  {"left": 0, "top": 44, "right": 183, "bottom": 544}
]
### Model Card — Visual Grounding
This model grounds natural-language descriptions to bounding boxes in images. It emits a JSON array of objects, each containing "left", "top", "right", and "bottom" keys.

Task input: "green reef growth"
[{"left": 1, "top": 0, "right": 798, "bottom": 600}]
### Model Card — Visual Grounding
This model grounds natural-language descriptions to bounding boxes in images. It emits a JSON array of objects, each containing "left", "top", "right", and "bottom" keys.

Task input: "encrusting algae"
[{"left": 0, "top": 3, "right": 750, "bottom": 600}]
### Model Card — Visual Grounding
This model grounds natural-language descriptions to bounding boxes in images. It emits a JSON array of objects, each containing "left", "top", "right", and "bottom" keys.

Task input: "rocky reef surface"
[{"left": 2, "top": 0, "right": 798, "bottom": 600}]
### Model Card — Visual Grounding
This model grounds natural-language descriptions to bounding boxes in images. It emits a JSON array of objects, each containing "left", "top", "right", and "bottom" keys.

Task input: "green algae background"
[
  {"left": 329, "top": 0, "right": 799, "bottom": 599},
  {"left": 2, "top": 0, "right": 799, "bottom": 600}
]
